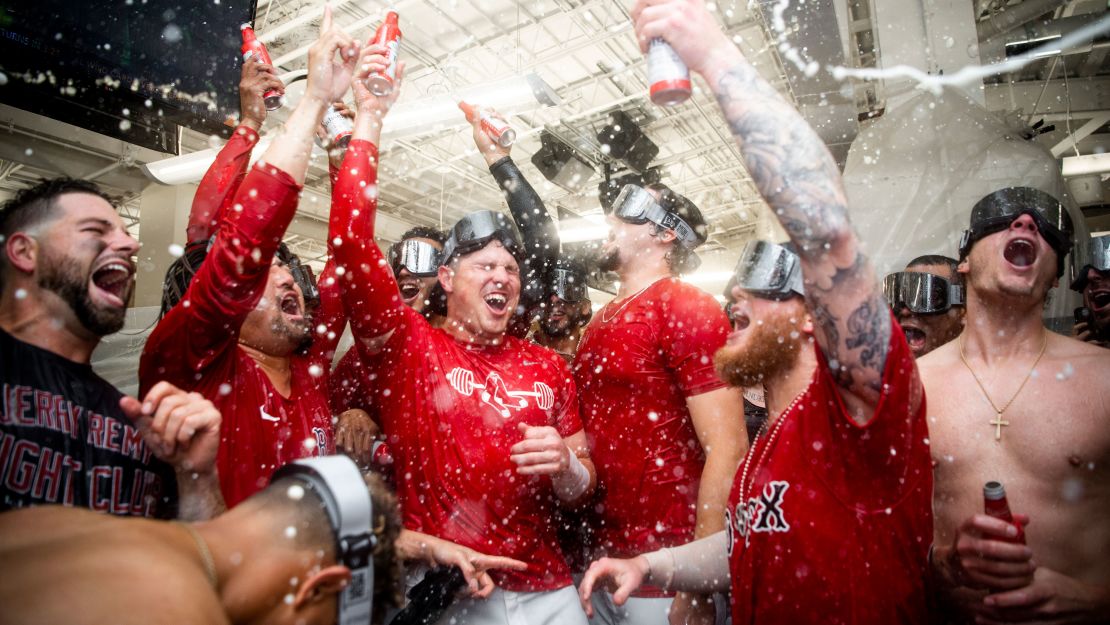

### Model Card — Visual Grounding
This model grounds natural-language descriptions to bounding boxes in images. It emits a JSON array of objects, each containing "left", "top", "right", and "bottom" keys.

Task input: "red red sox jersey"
[
  {"left": 572, "top": 277, "right": 729, "bottom": 595},
  {"left": 726, "top": 320, "right": 932, "bottom": 624},
  {"left": 140, "top": 164, "right": 337, "bottom": 508},
  {"left": 329, "top": 139, "right": 585, "bottom": 592}
]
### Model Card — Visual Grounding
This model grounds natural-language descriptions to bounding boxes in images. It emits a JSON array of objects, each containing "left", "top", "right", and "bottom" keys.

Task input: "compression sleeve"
[
  {"left": 642, "top": 531, "right": 730, "bottom": 593},
  {"left": 490, "top": 156, "right": 559, "bottom": 311}
]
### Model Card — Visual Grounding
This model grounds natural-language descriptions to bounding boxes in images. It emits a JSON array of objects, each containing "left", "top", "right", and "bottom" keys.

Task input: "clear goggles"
[
  {"left": 608, "top": 184, "right": 700, "bottom": 249},
  {"left": 549, "top": 266, "right": 588, "bottom": 302},
  {"left": 959, "top": 187, "right": 1074, "bottom": 268},
  {"left": 883, "top": 271, "right": 964, "bottom": 315},
  {"left": 732, "top": 240, "right": 805, "bottom": 300},
  {"left": 272, "top": 456, "right": 375, "bottom": 625},
  {"left": 1070, "top": 234, "right": 1110, "bottom": 291},
  {"left": 388, "top": 239, "right": 441, "bottom": 277},
  {"left": 440, "top": 210, "right": 524, "bottom": 265}
]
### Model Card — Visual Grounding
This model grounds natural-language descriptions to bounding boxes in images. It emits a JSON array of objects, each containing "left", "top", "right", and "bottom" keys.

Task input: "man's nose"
[{"left": 1010, "top": 213, "right": 1039, "bottom": 234}]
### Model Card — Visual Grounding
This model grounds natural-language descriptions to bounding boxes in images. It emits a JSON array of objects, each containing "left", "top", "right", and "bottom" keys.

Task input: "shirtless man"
[{"left": 922, "top": 186, "right": 1110, "bottom": 622}]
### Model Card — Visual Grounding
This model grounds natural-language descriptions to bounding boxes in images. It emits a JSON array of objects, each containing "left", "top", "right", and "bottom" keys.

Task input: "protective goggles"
[
  {"left": 440, "top": 210, "right": 524, "bottom": 266},
  {"left": 388, "top": 239, "right": 441, "bottom": 277},
  {"left": 1070, "top": 234, "right": 1110, "bottom": 291},
  {"left": 883, "top": 271, "right": 963, "bottom": 314},
  {"left": 548, "top": 264, "right": 588, "bottom": 302},
  {"left": 609, "top": 184, "right": 700, "bottom": 249},
  {"left": 958, "top": 187, "right": 1074, "bottom": 272},
  {"left": 732, "top": 240, "right": 805, "bottom": 300},
  {"left": 276, "top": 242, "right": 320, "bottom": 308},
  {"left": 272, "top": 456, "right": 376, "bottom": 625}
]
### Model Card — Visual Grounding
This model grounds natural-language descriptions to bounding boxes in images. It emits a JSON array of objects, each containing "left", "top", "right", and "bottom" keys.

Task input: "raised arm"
[
  {"left": 186, "top": 59, "right": 283, "bottom": 243},
  {"left": 331, "top": 44, "right": 408, "bottom": 353},
  {"left": 632, "top": 0, "right": 891, "bottom": 421},
  {"left": 467, "top": 108, "right": 561, "bottom": 309}
]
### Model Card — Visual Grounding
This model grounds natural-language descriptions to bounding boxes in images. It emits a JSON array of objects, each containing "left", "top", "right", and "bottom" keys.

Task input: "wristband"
[{"left": 552, "top": 450, "right": 590, "bottom": 501}]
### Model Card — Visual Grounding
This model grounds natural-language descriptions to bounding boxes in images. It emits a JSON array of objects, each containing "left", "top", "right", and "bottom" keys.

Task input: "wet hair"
[
  {"left": 0, "top": 177, "right": 116, "bottom": 292},
  {"left": 161, "top": 240, "right": 211, "bottom": 317},
  {"left": 400, "top": 226, "right": 447, "bottom": 246},
  {"left": 253, "top": 473, "right": 404, "bottom": 620},
  {"left": 645, "top": 183, "right": 707, "bottom": 275},
  {"left": 906, "top": 254, "right": 962, "bottom": 286}
]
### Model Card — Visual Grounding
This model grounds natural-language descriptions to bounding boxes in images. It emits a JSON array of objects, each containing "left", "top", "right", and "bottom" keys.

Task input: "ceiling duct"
[
  {"left": 756, "top": 0, "right": 859, "bottom": 166},
  {"left": 977, "top": 0, "right": 1067, "bottom": 42}
]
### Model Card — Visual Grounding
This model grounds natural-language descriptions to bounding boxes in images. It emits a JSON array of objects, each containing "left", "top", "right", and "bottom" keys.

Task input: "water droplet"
[
  {"left": 284, "top": 525, "right": 297, "bottom": 539},
  {"left": 14, "top": 288, "right": 26, "bottom": 300},
  {"left": 286, "top": 484, "right": 305, "bottom": 501},
  {"left": 283, "top": 593, "right": 295, "bottom": 605},
  {"left": 168, "top": 243, "right": 184, "bottom": 258},
  {"left": 218, "top": 383, "right": 232, "bottom": 396},
  {"left": 308, "top": 364, "right": 323, "bottom": 377}
]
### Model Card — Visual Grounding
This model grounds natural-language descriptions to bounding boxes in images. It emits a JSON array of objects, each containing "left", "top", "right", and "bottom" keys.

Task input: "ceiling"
[{"left": 2, "top": 0, "right": 1108, "bottom": 298}]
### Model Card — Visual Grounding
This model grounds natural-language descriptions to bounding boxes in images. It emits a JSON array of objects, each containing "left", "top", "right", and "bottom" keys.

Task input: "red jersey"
[
  {"left": 140, "top": 163, "right": 338, "bottom": 508},
  {"left": 726, "top": 320, "right": 932, "bottom": 624},
  {"left": 572, "top": 278, "right": 729, "bottom": 581},
  {"left": 330, "top": 139, "right": 583, "bottom": 592}
]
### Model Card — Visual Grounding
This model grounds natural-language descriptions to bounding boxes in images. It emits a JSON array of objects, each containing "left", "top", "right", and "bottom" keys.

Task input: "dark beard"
[
  {"left": 596, "top": 246, "right": 621, "bottom": 273},
  {"left": 541, "top": 317, "right": 571, "bottom": 337},
  {"left": 714, "top": 314, "right": 805, "bottom": 388},
  {"left": 38, "top": 252, "right": 127, "bottom": 336},
  {"left": 270, "top": 313, "right": 312, "bottom": 353}
]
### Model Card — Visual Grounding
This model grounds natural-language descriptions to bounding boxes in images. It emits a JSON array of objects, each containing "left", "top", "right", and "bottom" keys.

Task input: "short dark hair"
[
  {"left": 400, "top": 226, "right": 447, "bottom": 246},
  {"left": 906, "top": 254, "right": 961, "bottom": 286},
  {"left": 0, "top": 177, "right": 116, "bottom": 292},
  {"left": 645, "top": 183, "right": 706, "bottom": 275}
]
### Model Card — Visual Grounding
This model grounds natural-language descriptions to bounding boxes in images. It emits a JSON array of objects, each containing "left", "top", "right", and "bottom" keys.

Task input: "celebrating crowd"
[{"left": 1, "top": 0, "right": 1108, "bottom": 624}]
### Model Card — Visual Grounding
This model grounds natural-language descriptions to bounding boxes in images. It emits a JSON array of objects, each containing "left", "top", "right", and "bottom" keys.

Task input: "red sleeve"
[
  {"left": 186, "top": 125, "right": 259, "bottom": 243},
  {"left": 328, "top": 348, "right": 366, "bottom": 414},
  {"left": 140, "top": 163, "right": 302, "bottom": 394},
  {"left": 331, "top": 139, "right": 407, "bottom": 340},
  {"left": 804, "top": 313, "right": 930, "bottom": 509},
  {"left": 660, "top": 282, "right": 730, "bottom": 397},
  {"left": 552, "top": 354, "right": 583, "bottom": 438}
]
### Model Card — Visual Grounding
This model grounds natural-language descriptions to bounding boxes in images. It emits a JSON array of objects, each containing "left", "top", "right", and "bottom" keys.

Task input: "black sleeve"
[{"left": 489, "top": 156, "right": 560, "bottom": 311}]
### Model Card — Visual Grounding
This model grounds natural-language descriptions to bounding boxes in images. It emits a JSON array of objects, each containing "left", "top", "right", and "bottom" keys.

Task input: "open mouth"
[
  {"left": 1004, "top": 238, "right": 1037, "bottom": 268},
  {"left": 903, "top": 326, "right": 926, "bottom": 350},
  {"left": 398, "top": 281, "right": 421, "bottom": 302},
  {"left": 91, "top": 261, "right": 134, "bottom": 306},
  {"left": 1091, "top": 290, "right": 1110, "bottom": 312},
  {"left": 484, "top": 293, "right": 508, "bottom": 314},
  {"left": 280, "top": 292, "right": 302, "bottom": 317}
]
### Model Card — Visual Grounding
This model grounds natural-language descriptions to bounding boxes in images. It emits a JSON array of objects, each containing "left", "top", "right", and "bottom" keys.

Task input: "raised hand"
[
  {"left": 239, "top": 58, "right": 284, "bottom": 130},
  {"left": 334, "top": 408, "right": 379, "bottom": 468},
  {"left": 630, "top": 0, "right": 733, "bottom": 75},
  {"left": 464, "top": 104, "right": 511, "bottom": 165},
  {"left": 305, "top": 5, "right": 359, "bottom": 105},
  {"left": 352, "top": 43, "right": 405, "bottom": 120}
]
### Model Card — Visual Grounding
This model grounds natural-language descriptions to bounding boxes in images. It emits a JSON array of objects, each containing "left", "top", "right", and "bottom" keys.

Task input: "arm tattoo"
[{"left": 715, "top": 61, "right": 890, "bottom": 400}]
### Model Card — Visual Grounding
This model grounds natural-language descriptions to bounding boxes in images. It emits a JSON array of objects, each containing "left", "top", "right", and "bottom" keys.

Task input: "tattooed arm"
[{"left": 631, "top": 0, "right": 892, "bottom": 422}]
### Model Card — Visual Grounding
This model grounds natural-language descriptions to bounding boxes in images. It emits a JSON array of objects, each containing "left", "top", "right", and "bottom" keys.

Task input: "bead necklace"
[{"left": 737, "top": 392, "right": 803, "bottom": 503}]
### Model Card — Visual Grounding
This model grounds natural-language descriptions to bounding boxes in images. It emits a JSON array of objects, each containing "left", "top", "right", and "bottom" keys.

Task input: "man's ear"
[
  {"left": 438, "top": 265, "right": 454, "bottom": 294},
  {"left": 6, "top": 232, "right": 39, "bottom": 275},
  {"left": 802, "top": 313, "right": 815, "bottom": 335},
  {"left": 656, "top": 227, "right": 677, "bottom": 244},
  {"left": 293, "top": 565, "right": 351, "bottom": 608},
  {"left": 957, "top": 256, "right": 970, "bottom": 276}
]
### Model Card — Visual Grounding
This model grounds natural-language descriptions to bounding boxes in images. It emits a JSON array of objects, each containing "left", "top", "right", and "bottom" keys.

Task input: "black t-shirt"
[{"left": 0, "top": 328, "right": 177, "bottom": 517}]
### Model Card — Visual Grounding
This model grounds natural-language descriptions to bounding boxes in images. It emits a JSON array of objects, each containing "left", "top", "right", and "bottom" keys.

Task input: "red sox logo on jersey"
[
  {"left": 446, "top": 367, "right": 555, "bottom": 418},
  {"left": 725, "top": 480, "right": 791, "bottom": 555}
]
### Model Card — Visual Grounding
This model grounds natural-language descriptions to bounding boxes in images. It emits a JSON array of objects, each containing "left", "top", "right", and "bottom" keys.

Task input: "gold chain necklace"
[
  {"left": 958, "top": 332, "right": 1048, "bottom": 442},
  {"left": 600, "top": 277, "right": 666, "bottom": 323},
  {"left": 177, "top": 522, "right": 218, "bottom": 588}
]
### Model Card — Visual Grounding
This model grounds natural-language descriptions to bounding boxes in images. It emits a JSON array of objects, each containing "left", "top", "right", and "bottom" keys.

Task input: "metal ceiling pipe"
[
  {"left": 978, "top": 0, "right": 1066, "bottom": 42},
  {"left": 1000, "top": 13, "right": 1109, "bottom": 55}
]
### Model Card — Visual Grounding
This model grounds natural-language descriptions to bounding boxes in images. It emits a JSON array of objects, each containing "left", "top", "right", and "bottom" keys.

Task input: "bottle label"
[
  {"left": 382, "top": 39, "right": 400, "bottom": 80},
  {"left": 647, "top": 38, "right": 689, "bottom": 86}
]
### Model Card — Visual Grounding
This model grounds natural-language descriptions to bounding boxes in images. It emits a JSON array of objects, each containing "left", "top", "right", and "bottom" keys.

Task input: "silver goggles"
[{"left": 610, "top": 184, "right": 700, "bottom": 249}]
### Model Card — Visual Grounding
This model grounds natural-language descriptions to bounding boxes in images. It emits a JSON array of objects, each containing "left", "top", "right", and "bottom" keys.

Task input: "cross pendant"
[{"left": 990, "top": 413, "right": 1009, "bottom": 441}]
